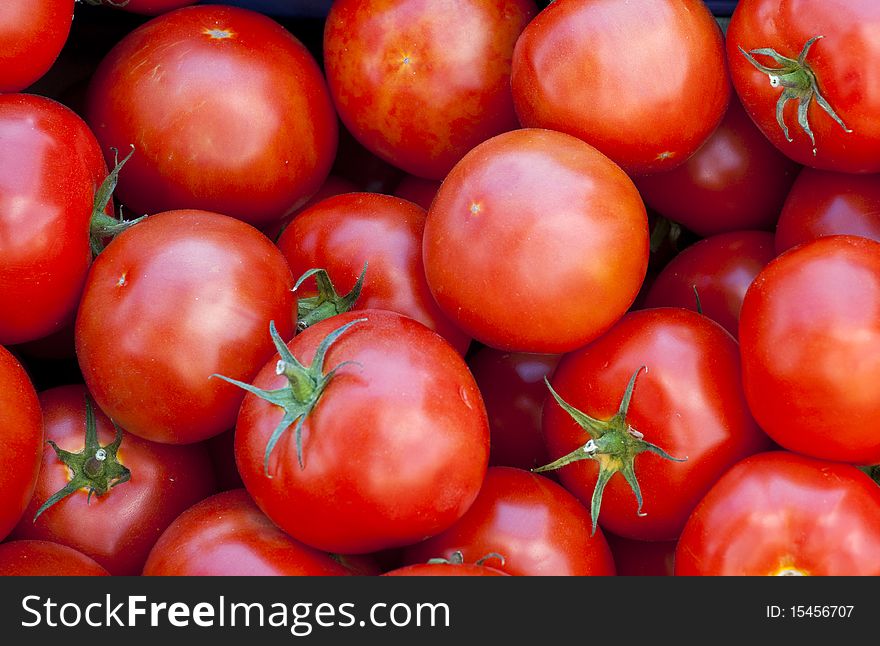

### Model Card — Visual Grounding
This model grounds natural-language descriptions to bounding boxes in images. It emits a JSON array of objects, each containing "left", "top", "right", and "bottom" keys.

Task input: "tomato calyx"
[
  {"left": 89, "top": 145, "right": 148, "bottom": 255},
  {"left": 213, "top": 318, "right": 365, "bottom": 475},
  {"left": 534, "top": 366, "right": 686, "bottom": 535},
  {"left": 738, "top": 35, "right": 851, "bottom": 155},
  {"left": 33, "top": 397, "right": 131, "bottom": 523},
  {"left": 427, "top": 550, "right": 506, "bottom": 568},
  {"left": 293, "top": 263, "right": 368, "bottom": 332}
]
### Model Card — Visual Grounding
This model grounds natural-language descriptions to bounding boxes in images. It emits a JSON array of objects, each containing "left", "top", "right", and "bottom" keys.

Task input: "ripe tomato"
[
  {"left": 143, "top": 489, "right": 352, "bottom": 576},
  {"left": 727, "top": 0, "right": 880, "bottom": 172},
  {"left": 12, "top": 384, "right": 217, "bottom": 575},
  {"left": 0, "top": 0, "right": 73, "bottom": 92},
  {"left": 511, "top": 0, "right": 730, "bottom": 175},
  {"left": 401, "top": 467, "right": 616, "bottom": 576},
  {"left": 542, "top": 308, "right": 769, "bottom": 541},
  {"left": 466, "top": 347, "right": 559, "bottom": 470},
  {"left": 75, "top": 209, "right": 296, "bottom": 444},
  {"left": 633, "top": 97, "right": 800, "bottom": 236},
  {"left": 323, "top": 0, "right": 536, "bottom": 179},
  {"left": 0, "top": 94, "right": 110, "bottom": 345},
  {"left": 739, "top": 235, "right": 880, "bottom": 464},
  {"left": 642, "top": 231, "right": 777, "bottom": 339},
  {"left": 84, "top": 5, "right": 337, "bottom": 228},
  {"left": 277, "top": 192, "right": 470, "bottom": 354},
  {"left": 0, "top": 345, "right": 42, "bottom": 541},
  {"left": 0, "top": 540, "right": 109, "bottom": 576},
  {"left": 775, "top": 168, "right": 880, "bottom": 254},
  {"left": 230, "top": 309, "right": 489, "bottom": 554},
  {"left": 384, "top": 553, "right": 509, "bottom": 577},
  {"left": 676, "top": 451, "right": 880, "bottom": 575},
  {"left": 423, "top": 128, "right": 649, "bottom": 353}
]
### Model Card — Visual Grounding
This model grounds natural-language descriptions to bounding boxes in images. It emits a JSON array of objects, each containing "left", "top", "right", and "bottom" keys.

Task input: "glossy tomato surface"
[
  {"left": 543, "top": 308, "right": 769, "bottom": 541},
  {"left": 383, "top": 562, "right": 509, "bottom": 577},
  {"left": 324, "top": 0, "right": 536, "bottom": 179},
  {"left": 739, "top": 235, "right": 880, "bottom": 464},
  {"left": 728, "top": 0, "right": 880, "bottom": 172},
  {"left": 676, "top": 451, "right": 880, "bottom": 575},
  {"left": 423, "top": 128, "right": 648, "bottom": 353},
  {"left": 0, "top": 94, "right": 109, "bottom": 345},
  {"left": 0, "top": 540, "right": 109, "bottom": 576},
  {"left": 633, "top": 97, "right": 800, "bottom": 236},
  {"left": 511, "top": 0, "right": 730, "bottom": 175},
  {"left": 0, "top": 345, "right": 43, "bottom": 541},
  {"left": 13, "top": 385, "right": 217, "bottom": 575},
  {"left": 235, "top": 309, "right": 490, "bottom": 554},
  {"left": 75, "top": 209, "right": 296, "bottom": 444},
  {"left": 143, "top": 489, "right": 352, "bottom": 576},
  {"left": 642, "top": 230, "right": 777, "bottom": 339},
  {"left": 85, "top": 5, "right": 337, "bottom": 227},
  {"left": 277, "top": 192, "right": 471, "bottom": 354},
  {"left": 401, "top": 467, "right": 616, "bottom": 576},
  {"left": 775, "top": 168, "right": 880, "bottom": 253},
  {"left": 0, "top": 0, "right": 73, "bottom": 92}
]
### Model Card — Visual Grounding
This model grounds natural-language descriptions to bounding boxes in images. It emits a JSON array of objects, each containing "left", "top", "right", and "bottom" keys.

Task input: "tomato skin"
[
  {"left": 727, "top": 0, "right": 880, "bottom": 173},
  {"left": 543, "top": 308, "right": 769, "bottom": 541},
  {"left": 94, "top": 0, "right": 199, "bottom": 15},
  {"left": 0, "top": 345, "right": 43, "bottom": 541},
  {"left": 739, "top": 235, "right": 880, "bottom": 464},
  {"left": 642, "top": 231, "right": 777, "bottom": 339},
  {"left": 775, "top": 168, "right": 880, "bottom": 254},
  {"left": 0, "top": 0, "right": 73, "bottom": 92},
  {"left": 633, "top": 98, "right": 800, "bottom": 237},
  {"left": 235, "top": 309, "right": 489, "bottom": 555},
  {"left": 0, "top": 94, "right": 109, "bottom": 345},
  {"left": 423, "top": 128, "right": 649, "bottom": 353},
  {"left": 324, "top": 0, "right": 536, "bottom": 179},
  {"left": 604, "top": 533, "right": 676, "bottom": 576},
  {"left": 11, "top": 384, "right": 217, "bottom": 575},
  {"left": 676, "top": 451, "right": 880, "bottom": 575},
  {"left": 0, "top": 540, "right": 109, "bottom": 576},
  {"left": 466, "top": 347, "right": 559, "bottom": 470},
  {"left": 383, "top": 563, "right": 509, "bottom": 577},
  {"left": 278, "top": 193, "right": 470, "bottom": 355},
  {"left": 401, "top": 467, "right": 616, "bottom": 576},
  {"left": 511, "top": 0, "right": 730, "bottom": 175},
  {"left": 75, "top": 209, "right": 296, "bottom": 445},
  {"left": 143, "top": 489, "right": 351, "bottom": 576},
  {"left": 393, "top": 176, "right": 441, "bottom": 211},
  {"left": 84, "top": 5, "right": 337, "bottom": 228}
]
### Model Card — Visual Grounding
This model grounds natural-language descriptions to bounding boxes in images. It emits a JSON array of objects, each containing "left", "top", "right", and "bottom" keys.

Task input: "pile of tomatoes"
[{"left": 1, "top": 0, "right": 879, "bottom": 578}]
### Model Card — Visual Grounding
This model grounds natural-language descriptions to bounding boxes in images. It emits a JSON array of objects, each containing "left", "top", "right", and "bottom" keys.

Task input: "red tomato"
[
  {"left": 727, "top": 0, "right": 880, "bottom": 172},
  {"left": 90, "top": 0, "right": 199, "bottom": 15},
  {"left": 542, "top": 308, "right": 769, "bottom": 541},
  {"left": 231, "top": 310, "right": 489, "bottom": 554},
  {"left": 143, "top": 489, "right": 352, "bottom": 576},
  {"left": 604, "top": 533, "right": 676, "bottom": 576},
  {"left": 676, "top": 451, "right": 880, "bottom": 575},
  {"left": 0, "top": 94, "right": 110, "bottom": 345},
  {"left": 12, "top": 384, "right": 217, "bottom": 575},
  {"left": 466, "top": 347, "right": 559, "bottom": 470},
  {"left": 84, "top": 5, "right": 337, "bottom": 228},
  {"left": 511, "top": 0, "right": 730, "bottom": 175},
  {"left": 633, "top": 97, "right": 800, "bottom": 236},
  {"left": 75, "top": 209, "right": 296, "bottom": 444},
  {"left": 393, "top": 175, "right": 441, "bottom": 211},
  {"left": 277, "top": 192, "right": 470, "bottom": 354},
  {"left": 739, "top": 235, "right": 880, "bottom": 464},
  {"left": 401, "top": 467, "right": 616, "bottom": 576},
  {"left": 261, "top": 175, "right": 358, "bottom": 242},
  {"left": 0, "top": 345, "right": 43, "bottom": 541},
  {"left": 0, "top": 0, "right": 73, "bottom": 92},
  {"left": 423, "top": 128, "right": 649, "bottom": 353},
  {"left": 384, "top": 556, "right": 510, "bottom": 577},
  {"left": 642, "top": 231, "right": 778, "bottom": 339},
  {"left": 0, "top": 540, "right": 109, "bottom": 576},
  {"left": 324, "top": 0, "right": 536, "bottom": 179},
  {"left": 775, "top": 168, "right": 880, "bottom": 254}
]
